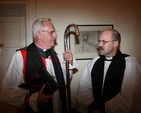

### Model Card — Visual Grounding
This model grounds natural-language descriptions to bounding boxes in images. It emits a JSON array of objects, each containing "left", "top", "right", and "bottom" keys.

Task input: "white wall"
[{"left": 36, "top": 0, "right": 141, "bottom": 108}]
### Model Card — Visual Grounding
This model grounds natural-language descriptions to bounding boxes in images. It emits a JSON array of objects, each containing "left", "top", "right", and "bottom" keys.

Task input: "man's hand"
[
  {"left": 37, "top": 84, "right": 52, "bottom": 106},
  {"left": 63, "top": 50, "right": 73, "bottom": 65}
]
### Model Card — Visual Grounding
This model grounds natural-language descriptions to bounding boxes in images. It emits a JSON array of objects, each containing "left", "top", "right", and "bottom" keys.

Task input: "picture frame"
[{"left": 70, "top": 24, "right": 114, "bottom": 60}]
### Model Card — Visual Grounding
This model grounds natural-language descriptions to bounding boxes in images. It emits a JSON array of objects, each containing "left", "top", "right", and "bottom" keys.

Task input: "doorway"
[{"left": 0, "top": 1, "right": 35, "bottom": 113}]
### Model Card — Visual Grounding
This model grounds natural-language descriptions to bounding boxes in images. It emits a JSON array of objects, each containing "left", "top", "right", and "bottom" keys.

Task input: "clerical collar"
[
  {"left": 105, "top": 56, "right": 113, "bottom": 61},
  {"left": 34, "top": 43, "right": 47, "bottom": 52}
]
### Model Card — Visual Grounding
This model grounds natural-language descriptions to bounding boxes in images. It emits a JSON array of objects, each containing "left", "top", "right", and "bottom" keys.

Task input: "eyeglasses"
[
  {"left": 39, "top": 30, "right": 57, "bottom": 35},
  {"left": 97, "top": 40, "right": 116, "bottom": 45}
]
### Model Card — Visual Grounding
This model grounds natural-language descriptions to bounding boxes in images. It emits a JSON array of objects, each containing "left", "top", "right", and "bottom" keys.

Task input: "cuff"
[
  {"left": 24, "top": 94, "right": 31, "bottom": 106},
  {"left": 29, "top": 92, "right": 38, "bottom": 112},
  {"left": 69, "top": 58, "right": 78, "bottom": 69}
]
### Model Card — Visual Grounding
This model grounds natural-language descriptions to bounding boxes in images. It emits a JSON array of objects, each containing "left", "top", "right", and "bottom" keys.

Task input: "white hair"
[{"left": 32, "top": 18, "right": 52, "bottom": 38}]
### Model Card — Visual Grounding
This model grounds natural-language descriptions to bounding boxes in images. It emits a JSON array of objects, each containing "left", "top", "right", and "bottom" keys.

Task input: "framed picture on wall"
[{"left": 70, "top": 24, "right": 114, "bottom": 60}]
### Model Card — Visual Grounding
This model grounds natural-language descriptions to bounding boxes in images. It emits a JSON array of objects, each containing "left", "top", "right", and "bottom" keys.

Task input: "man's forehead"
[{"left": 100, "top": 30, "right": 112, "bottom": 39}]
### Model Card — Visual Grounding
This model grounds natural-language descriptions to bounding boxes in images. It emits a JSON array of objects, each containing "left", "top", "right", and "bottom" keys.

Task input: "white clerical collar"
[{"left": 105, "top": 56, "right": 113, "bottom": 61}]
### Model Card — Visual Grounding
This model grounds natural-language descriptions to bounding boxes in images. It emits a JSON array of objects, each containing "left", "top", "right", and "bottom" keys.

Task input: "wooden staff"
[{"left": 64, "top": 24, "right": 79, "bottom": 113}]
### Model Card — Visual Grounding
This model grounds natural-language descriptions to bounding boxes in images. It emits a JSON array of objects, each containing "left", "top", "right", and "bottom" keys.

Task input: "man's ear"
[
  {"left": 114, "top": 40, "right": 119, "bottom": 48},
  {"left": 37, "top": 31, "right": 42, "bottom": 39}
]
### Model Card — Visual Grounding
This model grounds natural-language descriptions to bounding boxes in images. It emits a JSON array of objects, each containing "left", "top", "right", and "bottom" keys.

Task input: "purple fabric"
[{"left": 18, "top": 73, "right": 54, "bottom": 95}]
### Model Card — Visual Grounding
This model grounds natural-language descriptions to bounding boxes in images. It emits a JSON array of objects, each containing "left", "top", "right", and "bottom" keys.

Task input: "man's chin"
[
  {"left": 51, "top": 43, "right": 55, "bottom": 46},
  {"left": 98, "top": 51, "right": 104, "bottom": 55},
  {"left": 52, "top": 42, "right": 57, "bottom": 45}
]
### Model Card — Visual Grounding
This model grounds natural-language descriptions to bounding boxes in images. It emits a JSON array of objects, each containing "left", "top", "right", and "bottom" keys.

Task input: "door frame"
[{"left": 0, "top": 0, "right": 36, "bottom": 45}]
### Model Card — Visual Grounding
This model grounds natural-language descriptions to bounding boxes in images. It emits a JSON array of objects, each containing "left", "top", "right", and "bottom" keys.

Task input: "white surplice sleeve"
[
  {"left": 58, "top": 55, "right": 78, "bottom": 83},
  {"left": 76, "top": 57, "right": 100, "bottom": 113},
  {"left": 105, "top": 56, "right": 141, "bottom": 113},
  {"left": 0, "top": 51, "right": 29, "bottom": 109}
]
